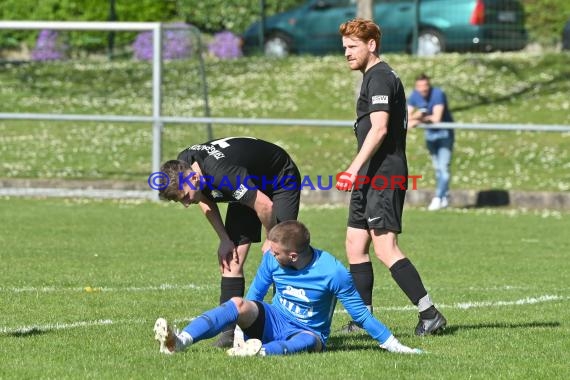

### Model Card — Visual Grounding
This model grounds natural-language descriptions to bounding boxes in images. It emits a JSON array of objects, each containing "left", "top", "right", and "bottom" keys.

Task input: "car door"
[
  {"left": 374, "top": 0, "right": 415, "bottom": 53},
  {"left": 295, "top": 0, "right": 357, "bottom": 54}
]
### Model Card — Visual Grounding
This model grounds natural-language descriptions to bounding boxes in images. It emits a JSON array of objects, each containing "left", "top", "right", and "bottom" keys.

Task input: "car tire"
[
  {"left": 264, "top": 32, "right": 292, "bottom": 58},
  {"left": 417, "top": 29, "right": 446, "bottom": 56}
]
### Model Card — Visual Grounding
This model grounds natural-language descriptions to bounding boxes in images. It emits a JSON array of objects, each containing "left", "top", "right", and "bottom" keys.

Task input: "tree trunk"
[
  {"left": 357, "top": 0, "right": 373, "bottom": 20},
  {"left": 353, "top": 0, "right": 374, "bottom": 99}
]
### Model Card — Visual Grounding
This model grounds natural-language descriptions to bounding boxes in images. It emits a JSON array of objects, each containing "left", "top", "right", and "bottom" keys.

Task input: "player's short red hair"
[{"left": 339, "top": 18, "right": 382, "bottom": 51}]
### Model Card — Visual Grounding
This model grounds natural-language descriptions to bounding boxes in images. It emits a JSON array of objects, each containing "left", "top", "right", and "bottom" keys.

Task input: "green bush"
[
  {"left": 1, "top": 0, "right": 569, "bottom": 52},
  {"left": 522, "top": 0, "right": 570, "bottom": 45},
  {"left": 0, "top": 0, "right": 179, "bottom": 51},
  {"left": 0, "top": 0, "right": 306, "bottom": 51},
  {"left": 176, "top": 0, "right": 305, "bottom": 33}
]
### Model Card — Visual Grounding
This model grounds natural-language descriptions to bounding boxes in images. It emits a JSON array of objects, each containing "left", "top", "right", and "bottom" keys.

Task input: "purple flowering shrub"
[
  {"left": 132, "top": 24, "right": 193, "bottom": 60},
  {"left": 31, "top": 30, "right": 69, "bottom": 61},
  {"left": 208, "top": 31, "right": 242, "bottom": 60}
]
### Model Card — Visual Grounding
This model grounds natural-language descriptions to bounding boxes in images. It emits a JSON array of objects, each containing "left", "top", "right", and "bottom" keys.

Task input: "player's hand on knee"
[{"left": 218, "top": 239, "right": 236, "bottom": 272}]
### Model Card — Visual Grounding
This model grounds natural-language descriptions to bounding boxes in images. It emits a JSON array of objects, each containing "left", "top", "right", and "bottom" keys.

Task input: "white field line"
[
  {"left": 0, "top": 283, "right": 209, "bottom": 293},
  {"left": 0, "top": 319, "right": 116, "bottom": 334},
  {"left": 0, "top": 317, "right": 192, "bottom": 335},
  {"left": 451, "top": 295, "right": 566, "bottom": 310},
  {"left": 1, "top": 295, "right": 567, "bottom": 335},
  {"left": 337, "top": 294, "right": 569, "bottom": 313}
]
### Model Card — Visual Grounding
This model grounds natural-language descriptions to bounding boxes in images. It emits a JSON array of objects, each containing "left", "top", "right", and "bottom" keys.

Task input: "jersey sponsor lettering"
[
  {"left": 279, "top": 286, "right": 314, "bottom": 319},
  {"left": 232, "top": 184, "right": 248, "bottom": 200},
  {"left": 279, "top": 296, "right": 315, "bottom": 319},
  {"left": 188, "top": 144, "right": 225, "bottom": 160},
  {"left": 371, "top": 95, "right": 389, "bottom": 104},
  {"left": 283, "top": 285, "right": 310, "bottom": 302}
]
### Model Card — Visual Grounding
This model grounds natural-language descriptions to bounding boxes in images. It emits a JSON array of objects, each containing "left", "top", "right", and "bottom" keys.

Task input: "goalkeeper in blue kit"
[{"left": 154, "top": 221, "right": 422, "bottom": 356}]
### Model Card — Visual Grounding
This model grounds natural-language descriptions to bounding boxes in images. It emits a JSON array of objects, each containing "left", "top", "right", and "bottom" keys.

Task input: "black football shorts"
[
  {"left": 225, "top": 168, "right": 300, "bottom": 245},
  {"left": 347, "top": 186, "right": 406, "bottom": 233}
]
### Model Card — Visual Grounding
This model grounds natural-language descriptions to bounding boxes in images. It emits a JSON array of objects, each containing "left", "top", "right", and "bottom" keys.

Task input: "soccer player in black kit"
[
  {"left": 158, "top": 137, "right": 301, "bottom": 347},
  {"left": 336, "top": 18, "right": 447, "bottom": 336}
]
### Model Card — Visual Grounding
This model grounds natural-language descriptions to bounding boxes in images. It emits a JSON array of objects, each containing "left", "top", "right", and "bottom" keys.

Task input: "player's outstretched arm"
[
  {"left": 334, "top": 266, "right": 423, "bottom": 354},
  {"left": 245, "top": 252, "right": 273, "bottom": 301}
]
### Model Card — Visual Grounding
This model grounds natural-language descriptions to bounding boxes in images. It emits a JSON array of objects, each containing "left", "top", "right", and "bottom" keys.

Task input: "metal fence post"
[
  {"left": 152, "top": 23, "right": 163, "bottom": 201},
  {"left": 412, "top": 0, "right": 420, "bottom": 55}
]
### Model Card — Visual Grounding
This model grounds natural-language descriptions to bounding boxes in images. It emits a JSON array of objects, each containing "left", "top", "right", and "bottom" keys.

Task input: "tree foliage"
[
  {"left": 0, "top": 0, "right": 178, "bottom": 50},
  {"left": 0, "top": 0, "right": 568, "bottom": 51},
  {"left": 521, "top": 0, "right": 570, "bottom": 43},
  {"left": 175, "top": 0, "right": 305, "bottom": 33}
]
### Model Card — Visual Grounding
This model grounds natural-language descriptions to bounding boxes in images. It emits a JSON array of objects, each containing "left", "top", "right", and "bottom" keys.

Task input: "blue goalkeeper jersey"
[{"left": 245, "top": 247, "right": 392, "bottom": 344}]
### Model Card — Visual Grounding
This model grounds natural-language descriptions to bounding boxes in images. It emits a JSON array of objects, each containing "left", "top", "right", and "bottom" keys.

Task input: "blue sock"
[
  {"left": 262, "top": 332, "right": 319, "bottom": 356},
  {"left": 182, "top": 300, "right": 239, "bottom": 343}
]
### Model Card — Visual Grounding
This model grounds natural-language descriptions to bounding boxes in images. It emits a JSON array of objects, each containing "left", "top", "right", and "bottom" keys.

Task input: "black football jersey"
[
  {"left": 177, "top": 137, "right": 298, "bottom": 204},
  {"left": 355, "top": 62, "right": 408, "bottom": 177}
]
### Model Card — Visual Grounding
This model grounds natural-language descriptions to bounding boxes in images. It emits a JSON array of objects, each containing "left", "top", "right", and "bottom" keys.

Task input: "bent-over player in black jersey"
[
  {"left": 336, "top": 18, "right": 447, "bottom": 336},
  {"left": 158, "top": 137, "right": 301, "bottom": 347}
]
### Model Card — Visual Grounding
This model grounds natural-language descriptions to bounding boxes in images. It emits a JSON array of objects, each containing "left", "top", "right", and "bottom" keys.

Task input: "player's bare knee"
[
  {"left": 231, "top": 297, "right": 258, "bottom": 315},
  {"left": 228, "top": 264, "right": 245, "bottom": 275},
  {"left": 346, "top": 240, "right": 370, "bottom": 262},
  {"left": 230, "top": 296, "right": 247, "bottom": 310}
]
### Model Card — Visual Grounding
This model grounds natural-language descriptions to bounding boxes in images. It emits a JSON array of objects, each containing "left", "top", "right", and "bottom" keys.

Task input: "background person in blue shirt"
[
  {"left": 407, "top": 73, "right": 454, "bottom": 211},
  {"left": 153, "top": 221, "right": 422, "bottom": 356}
]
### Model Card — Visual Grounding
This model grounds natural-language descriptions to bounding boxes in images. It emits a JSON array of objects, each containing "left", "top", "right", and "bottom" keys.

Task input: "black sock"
[
  {"left": 389, "top": 258, "right": 428, "bottom": 307},
  {"left": 220, "top": 277, "right": 245, "bottom": 303},
  {"left": 220, "top": 277, "right": 245, "bottom": 333},
  {"left": 349, "top": 262, "right": 374, "bottom": 310}
]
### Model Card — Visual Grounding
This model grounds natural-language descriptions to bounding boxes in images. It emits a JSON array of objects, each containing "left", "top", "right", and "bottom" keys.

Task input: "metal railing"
[{"left": 1, "top": 112, "right": 569, "bottom": 132}]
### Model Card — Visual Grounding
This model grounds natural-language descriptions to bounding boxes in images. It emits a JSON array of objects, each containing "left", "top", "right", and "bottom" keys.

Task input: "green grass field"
[
  {"left": 1, "top": 52, "right": 569, "bottom": 191},
  {"left": 1, "top": 197, "right": 569, "bottom": 379}
]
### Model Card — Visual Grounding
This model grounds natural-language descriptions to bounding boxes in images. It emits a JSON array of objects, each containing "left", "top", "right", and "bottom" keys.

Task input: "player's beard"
[{"left": 350, "top": 54, "right": 371, "bottom": 72}]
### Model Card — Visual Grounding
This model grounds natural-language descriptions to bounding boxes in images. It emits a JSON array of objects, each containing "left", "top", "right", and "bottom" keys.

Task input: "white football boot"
[
  {"left": 226, "top": 338, "right": 263, "bottom": 357},
  {"left": 153, "top": 317, "right": 179, "bottom": 354}
]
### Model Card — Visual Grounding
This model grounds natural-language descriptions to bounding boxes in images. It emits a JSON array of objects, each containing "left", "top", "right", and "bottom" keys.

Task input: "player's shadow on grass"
[
  {"left": 4, "top": 328, "right": 49, "bottom": 337},
  {"left": 441, "top": 321, "right": 560, "bottom": 335},
  {"left": 326, "top": 334, "right": 386, "bottom": 352},
  {"left": 327, "top": 321, "right": 560, "bottom": 347}
]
